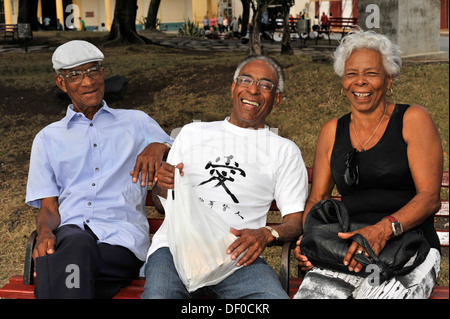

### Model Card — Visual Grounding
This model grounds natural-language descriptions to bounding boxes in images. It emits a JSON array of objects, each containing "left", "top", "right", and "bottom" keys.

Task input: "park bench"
[
  {"left": 0, "top": 24, "right": 18, "bottom": 45},
  {"left": 328, "top": 17, "right": 359, "bottom": 37},
  {"left": 299, "top": 17, "right": 359, "bottom": 46},
  {"left": 0, "top": 169, "right": 448, "bottom": 299},
  {"left": 316, "top": 17, "right": 359, "bottom": 45}
]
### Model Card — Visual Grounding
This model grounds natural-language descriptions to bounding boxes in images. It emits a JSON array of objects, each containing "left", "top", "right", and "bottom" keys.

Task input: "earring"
[{"left": 386, "top": 87, "right": 394, "bottom": 97}]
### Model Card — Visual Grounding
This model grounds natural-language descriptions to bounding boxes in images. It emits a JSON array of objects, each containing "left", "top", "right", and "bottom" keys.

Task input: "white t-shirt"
[{"left": 147, "top": 118, "right": 308, "bottom": 259}]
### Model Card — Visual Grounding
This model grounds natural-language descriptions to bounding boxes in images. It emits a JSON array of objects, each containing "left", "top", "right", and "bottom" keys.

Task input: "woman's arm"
[
  {"left": 394, "top": 105, "right": 443, "bottom": 228},
  {"left": 302, "top": 118, "right": 338, "bottom": 225},
  {"left": 295, "top": 119, "right": 338, "bottom": 271}
]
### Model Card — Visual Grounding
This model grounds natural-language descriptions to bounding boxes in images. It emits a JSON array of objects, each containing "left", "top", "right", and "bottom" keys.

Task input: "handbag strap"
[
  {"left": 351, "top": 233, "right": 379, "bottom": 265},
  {"left": 329, "top": 199, "right": 350, "bottom": 232}
]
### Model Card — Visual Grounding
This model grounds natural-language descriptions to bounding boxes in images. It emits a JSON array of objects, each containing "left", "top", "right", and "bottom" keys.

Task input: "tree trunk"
[
  {"left": 145, "top": 0, "right": 161, "bottom": 30},
  {"left": 240, "top": 0, "right": 250, "bottom": 38},
  {"left": 17, "top": 0, "right": 40, "bottom": 31},
  {"left": 280, "top": 4, "right": 293, "bottom": 55},
  {"left": 107, "top": 0, "right": 149, "bottom": 45},
  {"left": 249, "top": 10, "right": 262, "bottom": 55},
  {"left": 249, "top": 2, "right": 265, "bottom": 55}
]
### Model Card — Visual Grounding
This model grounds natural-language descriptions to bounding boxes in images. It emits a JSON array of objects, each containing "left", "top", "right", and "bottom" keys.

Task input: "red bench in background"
[{"left": 0, "top": 169, "right": 448, "bottom": 299}]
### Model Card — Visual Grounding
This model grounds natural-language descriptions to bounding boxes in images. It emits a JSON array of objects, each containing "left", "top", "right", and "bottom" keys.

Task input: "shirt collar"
[{"left": 62, "top": 101, "right": 116, "bottom": 127}]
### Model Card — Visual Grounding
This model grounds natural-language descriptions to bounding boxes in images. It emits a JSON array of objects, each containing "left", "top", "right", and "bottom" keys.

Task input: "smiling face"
[
  {"left": 342, "top": 48, "right": 393, "bottom": 114},
  {"left": 55, "top": 62, "right": 106, "bottom": 119},
  {"left": 230, "top": 60, "right": 282, "bottom": 129}
]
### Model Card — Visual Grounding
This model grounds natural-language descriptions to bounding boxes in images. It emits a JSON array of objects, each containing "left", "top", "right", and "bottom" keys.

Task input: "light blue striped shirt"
[{"left": 26, "top": 102, "right": 172, "bottom": 261}]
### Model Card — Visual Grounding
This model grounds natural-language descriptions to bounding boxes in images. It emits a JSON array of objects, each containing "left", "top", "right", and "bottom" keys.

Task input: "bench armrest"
[
  {"left": 23, "top": 230, "right": 37, "bottom": 285},
  {"left": 280, "top": 241, "right": 296, "bottom": 293}
]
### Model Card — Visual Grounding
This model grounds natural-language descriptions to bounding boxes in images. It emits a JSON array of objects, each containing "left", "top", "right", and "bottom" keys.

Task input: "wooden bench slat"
[
  {"left": 113, "top": 289, "right": 142, "bottom": 299},
  {"left": 429, "top": 285, "right": 450, "bottom": 299},
  {"left": 442, "top": 171, "right": 449, "bottom": 187},
  {"left": 0, "top": 282, "right": 35, "bottom": 299},
  {"left": 437, "top": 230, "right": 449, "bottom": 247},
  {"left": 436, "top": 200, "right": 448, "bottom": 217}
]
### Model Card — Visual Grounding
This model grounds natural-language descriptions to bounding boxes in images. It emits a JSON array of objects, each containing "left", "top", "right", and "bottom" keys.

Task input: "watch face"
[{"left": 392, "top": 221, "right": 403, "bottom": 236}]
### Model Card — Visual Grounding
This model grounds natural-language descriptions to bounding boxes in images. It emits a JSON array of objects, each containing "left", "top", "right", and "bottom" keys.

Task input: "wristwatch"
[
  {"left": 264, "top": 226, "right": 280, "bottom": 241},
  {"left": 162, "top": 142, "right": 172, "bottom": 149},
  {"left": 384, "top": 215, "right": 403, "bottom": 237}
]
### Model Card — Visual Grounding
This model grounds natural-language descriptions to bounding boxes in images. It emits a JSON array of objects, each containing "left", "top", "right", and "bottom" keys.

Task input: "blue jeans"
[{"left": 141, "top": 247, "right": 289, "bottom": 299}]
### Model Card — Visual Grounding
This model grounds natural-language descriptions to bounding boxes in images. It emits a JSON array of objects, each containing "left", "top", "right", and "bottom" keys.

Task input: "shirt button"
[
  {"left": 90, "top": 123, "right": 93, "bottom": 127},
  {"left": 86, "top": 219, "right": 90, "bottom": 223},
  {"left": 95, "top": 168, "right": 99, "bottom": 171},
  {"left": 87, "top": 202, "right": 91, "bottom": 206},
  {"left": 93, "top": 143, "right": 97, "bottom": 147},
  {"left": 91, "top": 183, "right": 96, "bottom": 186}
]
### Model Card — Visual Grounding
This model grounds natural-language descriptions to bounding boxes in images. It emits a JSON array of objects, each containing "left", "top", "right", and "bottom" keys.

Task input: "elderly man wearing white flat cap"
[{"left": 25, "top": 40, "right": 173, "bottom": 299}]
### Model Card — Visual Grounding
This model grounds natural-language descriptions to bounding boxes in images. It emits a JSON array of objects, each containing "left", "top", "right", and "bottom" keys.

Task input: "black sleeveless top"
[{"left": 330, "top": 104, "right": 440, "bottom": 251}]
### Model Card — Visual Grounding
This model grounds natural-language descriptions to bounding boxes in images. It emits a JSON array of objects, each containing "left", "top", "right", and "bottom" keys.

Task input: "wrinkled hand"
[
  {"left": 130, "top": 143, "right": 170, "bottom": 186},
  {"left": 32, "top": 230, "right": 56, "bottom": 261},
  {"left": 154, "top": 163, "right": 184, "bottom": 189},
  {"left": 294, "top": 236, "right": 314, "bottom": 272},
  {"left": 338, "top": 223, "right": 389, "bottom": 273},
  {"left": 227, "top": 228, "right": 271, "bottom": 267}
]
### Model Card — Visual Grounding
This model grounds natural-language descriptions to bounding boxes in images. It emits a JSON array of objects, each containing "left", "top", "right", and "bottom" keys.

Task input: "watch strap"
[
  {"left": 264, "top": 226, "right": 279, "bottom": 241},
  {"left": 384, "top": 215, "right": 398, "bottom": 224}
]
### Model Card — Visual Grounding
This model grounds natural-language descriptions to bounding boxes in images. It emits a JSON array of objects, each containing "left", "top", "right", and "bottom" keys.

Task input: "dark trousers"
[{"left": 34, "top": 224, "right": 143, "bottom": 299}]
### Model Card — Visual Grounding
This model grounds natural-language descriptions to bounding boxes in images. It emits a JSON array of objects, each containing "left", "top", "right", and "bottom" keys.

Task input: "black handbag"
[{"left": 300, "top": 199, "right": 430, "bottom": 283}]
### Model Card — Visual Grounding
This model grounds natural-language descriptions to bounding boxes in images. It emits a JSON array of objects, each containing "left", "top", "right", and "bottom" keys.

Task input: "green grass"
[{"left": 0, "top": 31, "right": 448, "bottom": 290}]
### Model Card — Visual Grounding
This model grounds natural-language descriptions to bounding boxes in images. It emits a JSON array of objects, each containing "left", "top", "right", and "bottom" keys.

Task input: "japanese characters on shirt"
[{"left": 198, "top": 155, "right": 247, "bottom": 219}]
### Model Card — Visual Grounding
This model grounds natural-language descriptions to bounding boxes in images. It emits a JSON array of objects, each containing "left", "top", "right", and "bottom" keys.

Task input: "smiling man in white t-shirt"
[{"left": 142, "top": 56, "right": 309, "bottom": 299}]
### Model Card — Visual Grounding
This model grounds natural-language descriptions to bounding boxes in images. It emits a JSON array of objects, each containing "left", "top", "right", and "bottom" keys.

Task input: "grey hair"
[
  {"left": 333, "top": 30, "right": 402, "bottom": 81},
  {"left": 233, "top": 55, "right": 285, "bottom": 92}
]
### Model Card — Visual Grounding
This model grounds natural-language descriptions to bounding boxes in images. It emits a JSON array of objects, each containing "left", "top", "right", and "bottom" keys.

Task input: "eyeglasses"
[
  {"left": 344, "top": 148, "right": 359, "bottom": 186},
  {"left": 235, "top": 75, "right": 278, "bottom": 92},
  {"left": 59, "top": 65, "right": 104, "bottom": 84}
]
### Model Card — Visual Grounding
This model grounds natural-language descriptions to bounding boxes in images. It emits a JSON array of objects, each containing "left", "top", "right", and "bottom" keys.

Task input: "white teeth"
[
  {"left": 354, "top": 92, "right": 372, "bottom": 97},
  {"left": 242, "top": 99, "right": 260, "bottom": 107}
]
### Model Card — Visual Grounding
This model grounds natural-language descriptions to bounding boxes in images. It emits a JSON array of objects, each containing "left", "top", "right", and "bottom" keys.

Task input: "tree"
[
  {"left": 248, "top": 0, "right": 275, "bottom": 55},
  {"left": 17, "top": 0, "right": 40, "bottom": 31},
  {"left": 107, "top": 0, "right": 150, "bottom": 45},
  {"left": 280, "top": 0, "right": 295, "bottom": 55},
  {"left": 248, "top": 0, "right": 294, "bottom": 55},
  {"left": 240, "top": 0, "right": 250, "bottom": 38},
  {"left": 145, "top": 0, "right": 161, "bottom": 31}
]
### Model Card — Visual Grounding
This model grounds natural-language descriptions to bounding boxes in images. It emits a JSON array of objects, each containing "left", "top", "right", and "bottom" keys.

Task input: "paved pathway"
[{"left": 1, "top": 30, "right": 448, "bottom": 64}]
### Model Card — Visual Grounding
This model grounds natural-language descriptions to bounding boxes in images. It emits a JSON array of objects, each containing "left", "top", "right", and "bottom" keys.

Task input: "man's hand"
[
  {"left": 226, "top": 227, "right": 272, "bottom": 267},
  {"left": 32, "top": 229, "right": 56, "bottom": 261},
  {"left": 130, "top": 142, "right": 170, "bottom": 186},
  {"left": 154, "top": 163, "right": 184, "bottom": 190},
  {"left": 33, "top": 197, "right": 60, "bottom": 261}
]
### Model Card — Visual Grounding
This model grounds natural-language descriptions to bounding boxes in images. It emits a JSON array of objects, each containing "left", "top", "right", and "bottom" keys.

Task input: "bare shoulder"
[
  {"left": 314, "top": 118, "right": 339, "bottom": 161},
  {"left": 404, "top": 104, "right": 433, "bottom": 122},
  {"left": 403, "top": 104, "right": 441, "bottom": 144},
  {"left": 320, "top": 118, "right": 339, "bottom": 137}
]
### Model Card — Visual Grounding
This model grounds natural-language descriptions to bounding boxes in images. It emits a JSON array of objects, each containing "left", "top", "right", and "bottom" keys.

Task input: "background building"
[{"left": 1, "top": 0, "right": 448, "bottom": 32}]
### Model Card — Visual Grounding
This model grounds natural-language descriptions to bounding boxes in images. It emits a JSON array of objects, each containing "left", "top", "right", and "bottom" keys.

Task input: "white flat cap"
[{"left": 52, "top": 40, "right": 104, "bottom": 70}]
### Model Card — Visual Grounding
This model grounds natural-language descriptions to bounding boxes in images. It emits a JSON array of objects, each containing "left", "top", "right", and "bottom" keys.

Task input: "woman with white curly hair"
[{"left": 293, "top": 30, "right": 443, "bottom": 299}]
